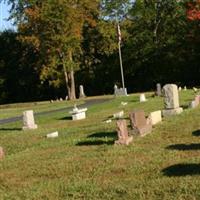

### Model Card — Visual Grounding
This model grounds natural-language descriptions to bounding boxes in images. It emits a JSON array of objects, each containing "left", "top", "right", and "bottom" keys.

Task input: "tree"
[{"left": 3, "top": 0, "right": 99, "bottom": 100}]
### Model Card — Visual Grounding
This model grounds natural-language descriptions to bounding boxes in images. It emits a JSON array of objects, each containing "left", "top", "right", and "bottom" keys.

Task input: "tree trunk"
[{"left": 62, "top": 51, "right": 76, "bottom": 100}]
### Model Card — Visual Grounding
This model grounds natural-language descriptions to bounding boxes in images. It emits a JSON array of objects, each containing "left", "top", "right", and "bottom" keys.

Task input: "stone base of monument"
[
  {"left": 115, "top": 136, "right": 133, "bottom": 145},
  {"left": 114, "top": 88, "right": 128, "bottom": 96},
  {"left": 162, "top": 107, "right": 183, "bottom": 117},
  {"left": 69, "top": 108, "right": 87, "bottom": 120},
  {"left": 133, "top": 125, "right": 152, "bottom": 137},
  {"left": 22, "top": 124, "right": 38, "bottom": 130}
]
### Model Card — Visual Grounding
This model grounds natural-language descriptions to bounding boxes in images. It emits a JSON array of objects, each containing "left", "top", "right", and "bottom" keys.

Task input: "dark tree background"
[{"left": 0, "top": 0, "right": 200, "bottom": 104}]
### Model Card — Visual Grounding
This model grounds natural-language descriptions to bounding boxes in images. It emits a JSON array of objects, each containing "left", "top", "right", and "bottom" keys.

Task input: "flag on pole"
[{"left": 117, "top": 23, "right": 122, "bottom": 43}]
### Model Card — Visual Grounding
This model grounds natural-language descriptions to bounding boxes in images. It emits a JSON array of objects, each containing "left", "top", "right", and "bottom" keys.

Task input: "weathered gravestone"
[
  {"left": 0, "top": 147, "right": 5, "bottom": 160},
  {"left": 156, "top": 83, "right": 162, "bottom": 96},
  {"left": 79, "top": 85, "right": 86, "bottom": 98},
  {"left": 162, "top": 84, "right": 183, "bottom": 117},
  {"left": 140, "top": 94, "right": 147, "bottom": 102},
  {"left": 115, "top": 120, "right": 133, "bottom": 145},
  {"left": 22, "top": 110, "right": 38, "bottom": 130},
  {"left": 148, "top": 110, "right": 162, "bottom": 125},
  {"left": 129, "top": 110, "right": 152, "bottom": 136}
]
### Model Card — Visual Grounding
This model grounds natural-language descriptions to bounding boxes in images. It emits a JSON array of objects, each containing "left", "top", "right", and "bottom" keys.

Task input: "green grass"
[
  {"left": 0, "top": 99, "right": 85, "bottom": 120},
  {"left": 1, "top": 90, "right": 200, "bottom": 200}
]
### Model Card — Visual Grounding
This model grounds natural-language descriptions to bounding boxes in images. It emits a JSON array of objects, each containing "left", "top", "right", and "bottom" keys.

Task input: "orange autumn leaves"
[{"left": 187, "top": 0, "right": 200, "bottom": 20}]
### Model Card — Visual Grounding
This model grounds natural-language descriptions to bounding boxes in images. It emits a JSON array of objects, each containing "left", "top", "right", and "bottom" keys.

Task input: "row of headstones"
[
  {"left": 115, "top": 84, "right": 184, "bottom": 145},
  {"left": 22, "top": 104, "right": 88, "bottom": 130},
  {"left": 50, "top": 85, "right": 86, "bottom": 103}
]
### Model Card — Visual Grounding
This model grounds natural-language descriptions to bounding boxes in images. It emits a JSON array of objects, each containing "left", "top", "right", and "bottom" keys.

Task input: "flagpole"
[{"left": 117, "top": 23, "right": 125, "bottom": 90}]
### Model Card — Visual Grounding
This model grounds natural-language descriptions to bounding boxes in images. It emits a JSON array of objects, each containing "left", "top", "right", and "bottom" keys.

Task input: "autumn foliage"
[{"left": 187, "top": 0, "right": 200, "bottom": 20}]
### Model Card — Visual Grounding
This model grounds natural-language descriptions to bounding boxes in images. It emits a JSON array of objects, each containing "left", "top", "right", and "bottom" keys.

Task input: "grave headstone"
[
  {"left": 129, "top": 110, "right": 152, "bottom": 136},
  {"left": 148, "top": 110, "right": 162, "bottom": 125},
  {"left": 178, "top": 87, "right": 182, "bottom": 91},
  {"left": 114, "top": 85, "right": 128, "bottom": 96},
  {"left": 113, "top": 111, "right": 124, "bottom": 119},
  {"left": 193, "top": 87, "right": 198, "bottom": 93},
  {"left": 184, "top": 86, "right": 187, "bottom": 91},
  {"left": 115, "top": 120, "right": 133, "bottom": 145},
  {"left": 189, "top": 100, "right": 196, "bottom": 109},
  {"left": 156, "top": 83, "right": 162, "bottom": 96},
  {"left": 22, "top": 110, "right": 38, "bottom": 130},
  {"left": 79, "top": 85, "right": 86, "bottom": 98},
  {"left": 0, "top": 147, "right": 4, "bottom": 160},
  {"left": 47, "top": 131, "right": 58, "bottom": 138},
  {"left": 162, "top": 84, "right": 183, "bottom": 117},
  {"left": 69, "top": 105, "right": 87, "bottom": 120},
  {"left": 140, "top": 94, "right": 147, "bottom": 102}
]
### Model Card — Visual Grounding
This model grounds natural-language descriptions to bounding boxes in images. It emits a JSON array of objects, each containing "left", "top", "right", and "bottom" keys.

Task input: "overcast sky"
[{"left": 0, "top": 2, "right": 14, "bottom": 31}]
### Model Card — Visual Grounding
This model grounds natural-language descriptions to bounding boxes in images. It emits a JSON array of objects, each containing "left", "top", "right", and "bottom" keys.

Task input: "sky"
[{"left": 0, "top": 2, "right": 14, "bottom": 31}]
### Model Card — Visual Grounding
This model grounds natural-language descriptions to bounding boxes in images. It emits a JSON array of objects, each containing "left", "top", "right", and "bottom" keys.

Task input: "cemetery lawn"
[{"left": 1, "top": 90, "right": 200, "bottom": 199}]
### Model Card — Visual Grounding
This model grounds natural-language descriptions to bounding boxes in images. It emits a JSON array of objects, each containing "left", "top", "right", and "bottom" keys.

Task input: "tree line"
[{"left": 0, "top": 0, "right": 200, "bottom": 104}]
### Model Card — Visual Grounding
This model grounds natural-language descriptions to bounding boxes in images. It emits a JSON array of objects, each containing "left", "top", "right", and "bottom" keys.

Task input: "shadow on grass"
[
  {"left": 162, "top": 163, "right": 200, "bottom": 176},
  {"left": 181, "top": 104, "right": 189, "bottom": 110},
  {"left": 59, "top": 116, "right": 72, "bottom": 120},
  {"left": 192, "top": 130, "right": 200, "bottom": 137},
  {"left": 88, "top": 131, "right": 117, "bottom": 139},
  {"left": 76, "top": 140, "right": 114, "bottom": 146},
  {"left": 166, "top": 143, "right": 200, "bottom": 151},
  {"left": 0, "top": 128, "right": 22, "bottom": 131}
]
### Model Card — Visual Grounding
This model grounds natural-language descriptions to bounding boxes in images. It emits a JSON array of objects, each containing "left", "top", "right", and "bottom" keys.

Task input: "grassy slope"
[
  {"left": 0, "top": 99, "right": 85, "bottom": 120},
  {"left": 1, "top": 90, "right": 200, "bottom": 200}
]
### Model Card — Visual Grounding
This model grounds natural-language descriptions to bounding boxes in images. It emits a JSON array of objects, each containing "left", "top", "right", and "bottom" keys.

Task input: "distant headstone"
[
  {"left": 140, "top": 94, "right": 147, "bottom": 102},
  {"left": 115, "top": 120, "right": 133, "bottom": 145},
  {"left": 178, "top": 87, "right": 182, "bottom": 91},
  {"left": 189, "top": 100, "right": 196, "bottom": 109},
  {"left": 162, "top": 84, "right": 183, "bottom": 117},
  {"left": 113, "top": 111, "right": 124, "bottom": 119},
  {"left": 156, "top": 83, "right": 162, "bottom": 96},
  {"left": 69, "top": 105, "right": 87, "bottom": 120},
  {"left": 148, "top": 110, "right": 162, "bottom": 125},
  {"left": 0, "top": 147, "right": 5, "bottom": 160},
  {"left": 129, "top": 110, "right": 152, "bottom": 136},
  {"left": 184, "top": 86, "right": 187, "bottom": 91},
  {"left": 22, "top": 110, "right": 38, "bottom": 130},
  {"left": 47, "top": 131, "right": 58, "bottom": 138},
  {"left": 59, "top": 98, "right": 63, "bottom": 101},
  {"left": 114, "top": 85, "right": 128, "bottom": 96},
  {"left": 193, "top": 87, "right": 198, "bottom": 93},
  {"left": 79, "top": 85, "right": 86, "bottom": 98},
  {"left": 121, "top": 102, "right": 128, "bottom": 106},
  {"left": 65, "top": 96, "right": 68, "bottom": 100}
]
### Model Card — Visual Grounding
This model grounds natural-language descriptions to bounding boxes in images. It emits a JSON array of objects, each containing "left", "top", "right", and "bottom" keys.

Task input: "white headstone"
[
  {"left": 178, "top": 87, "right": 182, "bottom": 91},
  {"left": 69, "top": 107, "right": 88, "bottom": 120},
  {"left": 184, "top": 86, "right": 187, "bottom": 91},
  {"left": 79, "top": 85, "right": 86, "bottom": 98},
  {"left": 148, "top": 110, "right": 162, "bottom": 125},
  {"left": 47, "top": 131, "right": 58, "bottom": 138},
  {"left": 156, "top": 83, "right": 162, "bottom": 96},
  {"left": 113, "top": 111, "right": 124, "bottom": 119},
  {"left": 140, "top": 94, "right": 147, "bottom": 102},
  {"left": 22, "top": 110, "right": 38, "bottom": 130}
]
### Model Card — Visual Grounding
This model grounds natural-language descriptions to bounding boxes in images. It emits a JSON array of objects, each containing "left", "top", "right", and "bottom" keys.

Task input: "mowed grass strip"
[{"left": 1, "top": 91, "right": 200, "bottom": 200}]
